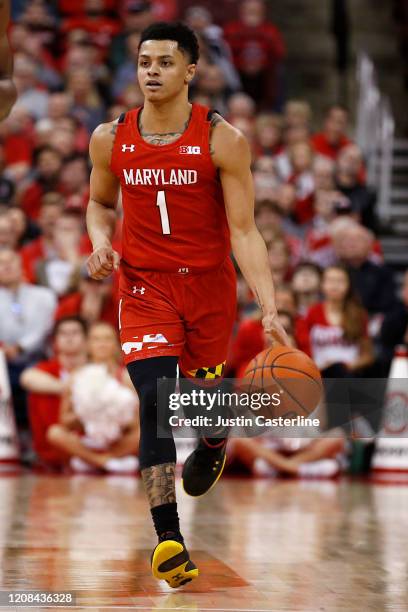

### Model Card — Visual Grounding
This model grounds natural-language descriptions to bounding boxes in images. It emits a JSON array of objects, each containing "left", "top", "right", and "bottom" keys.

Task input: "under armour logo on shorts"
[
  {"left": 122, "top": 144, "right": 135, "bottom": 152},
  {"left": 132, "top": 286, "right": 145, "bottom": 295}
]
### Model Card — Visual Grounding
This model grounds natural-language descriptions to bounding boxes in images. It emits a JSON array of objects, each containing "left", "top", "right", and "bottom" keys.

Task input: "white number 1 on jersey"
[{"left": 156, "top": 190, "right": 171, "bottom": 235}]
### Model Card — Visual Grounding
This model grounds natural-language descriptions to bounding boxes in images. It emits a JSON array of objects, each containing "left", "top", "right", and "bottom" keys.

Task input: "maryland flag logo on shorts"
[{"left": 187, "top": 361, "right": 226, "bottom": 380}]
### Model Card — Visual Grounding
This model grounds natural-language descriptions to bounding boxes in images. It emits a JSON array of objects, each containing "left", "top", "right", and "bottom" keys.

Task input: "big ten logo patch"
[{"left": 179, "top": 145, "right": 201, "bottom": 155}]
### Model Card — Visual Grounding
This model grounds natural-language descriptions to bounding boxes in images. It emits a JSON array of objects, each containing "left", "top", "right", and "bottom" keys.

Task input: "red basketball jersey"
[{"left": 110, "top": 103, "right": 230, "bottom": 276}]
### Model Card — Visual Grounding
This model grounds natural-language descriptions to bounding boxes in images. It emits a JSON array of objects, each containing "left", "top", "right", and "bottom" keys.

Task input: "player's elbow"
[{"left": 0, "top": 79, "right": 17, "bottom": 121}]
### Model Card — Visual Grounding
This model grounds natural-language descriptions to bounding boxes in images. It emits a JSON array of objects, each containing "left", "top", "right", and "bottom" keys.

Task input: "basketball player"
[
  {"left": 86, "top": 22, "right": 288, "bottom": 588},
  {"left": 0, "top": 0, "right": 17, "bottom": 121}
]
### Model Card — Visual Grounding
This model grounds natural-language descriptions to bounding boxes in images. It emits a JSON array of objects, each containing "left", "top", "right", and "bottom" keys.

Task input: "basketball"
[{"left": 241, "top": 346, "right": 323, "bottom": 420}]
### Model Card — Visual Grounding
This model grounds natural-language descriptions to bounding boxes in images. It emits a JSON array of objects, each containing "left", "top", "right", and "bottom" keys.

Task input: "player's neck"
[{"left": 140, "top": 96, "right": 192, "bottom": 134}]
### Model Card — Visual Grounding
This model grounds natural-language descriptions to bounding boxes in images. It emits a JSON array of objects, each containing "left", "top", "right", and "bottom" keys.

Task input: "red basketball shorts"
[{"left": 118, "top": 258, "right": 237, "bottom": 379}]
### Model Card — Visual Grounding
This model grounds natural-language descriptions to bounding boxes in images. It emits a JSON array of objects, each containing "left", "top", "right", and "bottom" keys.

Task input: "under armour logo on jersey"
[
  {"left": 122, "top": 144, "right": 135, "bottom": 152},
  {"left": 179, "top": 145, "right": 201, "bottom": 155},
  {"left": 132, "top": 285, "right": 145, "bottom": 295}
]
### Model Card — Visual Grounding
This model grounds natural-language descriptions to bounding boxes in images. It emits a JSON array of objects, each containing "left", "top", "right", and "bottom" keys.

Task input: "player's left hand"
[{"left": 262, "top": 312, "right": 290, "bottom": 347}]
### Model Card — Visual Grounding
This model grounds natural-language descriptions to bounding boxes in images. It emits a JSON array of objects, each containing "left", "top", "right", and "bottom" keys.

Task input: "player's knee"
[{"left": 46, "top": 424, "right": 65, "bottom": 446}]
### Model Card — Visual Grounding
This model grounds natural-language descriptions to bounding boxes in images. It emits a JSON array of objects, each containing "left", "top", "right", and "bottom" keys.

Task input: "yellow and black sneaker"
[
  {"left": 182, "top": 439, "right": 227, "bottom": 497},
  {"left": 151, "top": 532, "right": 198, "bottom": 588}
]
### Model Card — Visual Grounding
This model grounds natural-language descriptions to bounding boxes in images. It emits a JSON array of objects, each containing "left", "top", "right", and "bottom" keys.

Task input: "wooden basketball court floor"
[{"left": 0, "top": 474, "right": 407, "bottom": 612}]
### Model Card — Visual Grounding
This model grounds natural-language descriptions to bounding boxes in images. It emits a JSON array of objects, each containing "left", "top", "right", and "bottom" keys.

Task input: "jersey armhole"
[
  {"left": 109, "top": 113, "right": 127, "bottom": 174},
  {"left": 206, "top": 109, "right": 222, "bottom": 173}
]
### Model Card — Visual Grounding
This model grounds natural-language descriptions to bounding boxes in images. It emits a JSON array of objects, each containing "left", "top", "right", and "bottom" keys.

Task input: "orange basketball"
[{"left": 241, "top": 346, "right": 322, "bottom": 420}]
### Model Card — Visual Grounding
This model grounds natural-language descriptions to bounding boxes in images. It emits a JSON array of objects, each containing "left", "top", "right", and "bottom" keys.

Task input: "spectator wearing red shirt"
[
  {"left": 20, "top": 193, "right": 64, "bottom": 283},
  {"left": 61, "top": 0, "right": 121, "bottom": 58},
  {"left": 45, "top": 321, "right": 139, "bottom": 473},
  {"left": 287, "top": 141, "right": 315, "bottom": 224},
  {"left": 59, "top": 154, "right": 90, "bottom": 211},
  {"left": 20, "top": 316, "right": 88, "bottom": 467},
  {"left": 55, "top": 267, "right": 119, "bottom": 328},
  {"left": 311, "top": 105, "right": 352, "bottom": 160},
  {"left": 20, "top": 146, "right": 63, "bottom": 221},
  {"left": 224, "top": 0, "right": 285, "bottom": 108},
  {"left": 305, "top": 265, "right": 374, "bottom": 430},
  {"left": 305, "top": 265, "right": 373, "bottom": 375},
  {"left": 229, "top": 285, "right": 311, "bottom": 376}
]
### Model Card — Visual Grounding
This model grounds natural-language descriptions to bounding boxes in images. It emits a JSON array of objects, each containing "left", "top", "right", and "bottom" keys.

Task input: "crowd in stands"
[{"left": 1, "top": 0, "right": 407, "bottom": 476}]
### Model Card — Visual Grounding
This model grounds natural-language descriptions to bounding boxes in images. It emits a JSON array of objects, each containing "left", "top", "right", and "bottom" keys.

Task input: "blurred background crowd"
[{"left": 0, "top": 0, "right": 407, "bottom": 476}]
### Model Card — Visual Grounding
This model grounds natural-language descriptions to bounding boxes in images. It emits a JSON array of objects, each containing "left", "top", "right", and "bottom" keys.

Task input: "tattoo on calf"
[{"left": 142, "top": 462, "right": 176, "bottom": 508}]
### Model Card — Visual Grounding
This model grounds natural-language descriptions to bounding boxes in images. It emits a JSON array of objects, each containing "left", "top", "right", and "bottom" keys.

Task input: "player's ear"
[{"left": 185, "top": 64, "right": 196, "bottom": 85}]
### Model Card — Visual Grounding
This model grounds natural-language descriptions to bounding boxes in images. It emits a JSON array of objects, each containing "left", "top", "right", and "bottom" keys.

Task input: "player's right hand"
[{"left": 86, "top": 246, "right": 120, "bottom": 280}]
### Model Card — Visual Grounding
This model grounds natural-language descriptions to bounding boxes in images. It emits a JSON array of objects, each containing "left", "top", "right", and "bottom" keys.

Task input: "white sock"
[
  {"left": 297, "top": 459, "right": 340, "bottom": 478},
  {"left": 104, "top": 456, "right": 139, "bottom": 473}
]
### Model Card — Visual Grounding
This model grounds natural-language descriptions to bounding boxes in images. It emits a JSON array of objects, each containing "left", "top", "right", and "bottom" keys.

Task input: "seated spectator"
[
  {"left": 224, "top": 0, "right": 285, "bottom": 109},
  {"left": 311, "top": 104, "right": 352, "bottom": 160},
  {"left": 55, "top": 266, "right": 118, "bottom": 328},
  {"left": 0, "top": 211, "right": 19, "bottom": 250},
  {"left": 284, "top": 99, "right": 312, "bottom": 130},
  {"left": 47, "top": 93, "right": 73, "bottom": 122},
  {"left": 0, "top": 144, "right": 16, "bottom": 205},
  {"left": 20, "top": 316, "right": 88, "bottom": 467},
  {"left": 112, "top": 32, "right": 140, "bottom": 99},
  {"left": 267, "top": 235, "right": 291, "bottom": 285},
  {"left": 194, "top": 64, "right": 229, "bottom": 116},
  {"left": 46, "top": 322, "right": 139, "bottom": 473},
  {"left": 226, "top": 91, "right": 256, "bottom": 121},
  {"left": 252, "top": 158, "right": 280, "bottom": 202},
  {"left": 48, "top": 122, "right": 79, "bottom": 160},
  {"left": 20, "top": 193, "right": 64, "bottom": 283},
  {"left": 275, "top": 124, "right": 312, "bottom": 182},
  {"left": 335, "top": 144, "right": 376, "bottom": 230},
  {"left": 35, "top": 209, "right": 85, "bottom": 297},
  {"left": 59, "top": 154, "right": 90, "bottom": 210},
  {"left": 66, "top": 68, "right": 105, "bottom": 134},
  {"left": 291, "top": 262, "right": 322, "bottom": 316},
  {"left": 13, "top": 54, "right": 50, "bottom": 121},
  {"left": 61, "top": 0, "right": 121, "bottom": 58},
  {"left": 288, "top": 141, "right": 315, "bottom": 224},
  {"left": 19, "top": 146, "right": 63, "bottom": 221},
  {"left": 0, "top": 248, "right": 56, "bottom": 430},
  {"left": 305, "top": 265, "right": 374, "bottom": 376},
  {"left": 229, "top": 284, "right": 311, "bottom": 377},
  {"left": 109, "top": 0, "right": 154, "bottom": 71},
  {"left": 230, "top": 431, "right": 345, "bottom": 478},
  {"left": 379, "top": 270, "right": 408, "bottom": 375},
  {"left": 313, "top": 155, "right": 336, "bottom": 191},
  {"left": 54, "top": 116, "right": 90, "bottom": 156},
  {"left": 254, "top": 113, "right": 283, "bottom": 157},
  {"left": 179, "top": 0, "right": 240, "bottom": 26},
  {"left": 185, "top": 5, "right": 241, "bottom": 92},
  {"left": 0, "top": 107, "right": 34, "bottom": 182},
  {"left": 332, "top": 223, "right": 397, "bottom": 321},
  {"left": 7, "top": 206, "right": 40, "bottom": 247},
  {"left": 304, "top": 190, "right": 346, "bottom": 267}
]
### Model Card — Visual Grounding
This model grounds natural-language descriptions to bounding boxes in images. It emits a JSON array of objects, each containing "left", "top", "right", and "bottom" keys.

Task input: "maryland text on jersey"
[{"left": 123, "top": 168, "right": 198, "bottom": 186}]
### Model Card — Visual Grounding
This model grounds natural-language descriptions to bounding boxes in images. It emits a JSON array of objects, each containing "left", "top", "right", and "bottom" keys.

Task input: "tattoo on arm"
[
  {"left": 141, "top": 462, "right": 176, "bottom": 508},
  {"left": 209, "top": 113, "right": 224, "bottom": 156}
]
